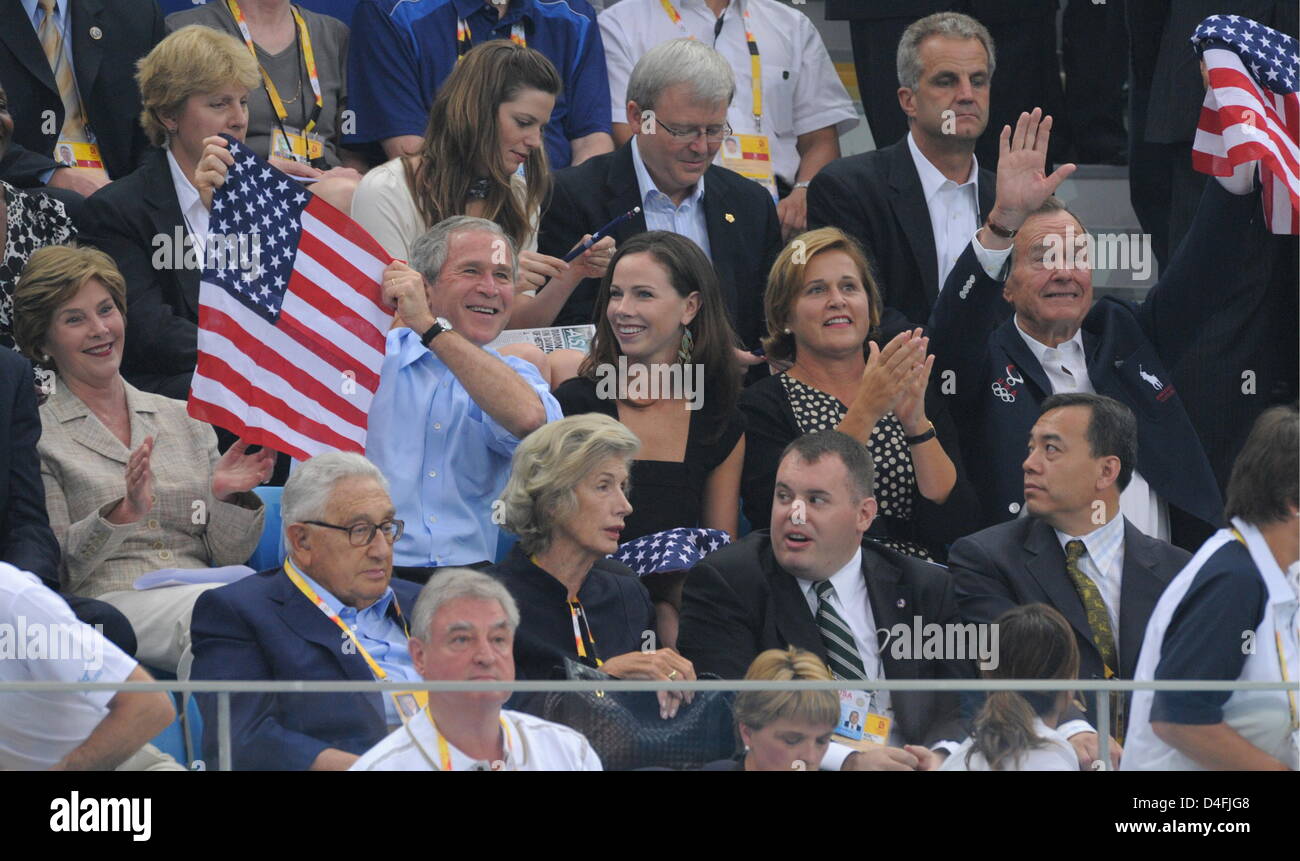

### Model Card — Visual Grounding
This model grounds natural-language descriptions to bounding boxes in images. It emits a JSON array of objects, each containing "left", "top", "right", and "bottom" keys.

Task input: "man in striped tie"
[{"left": 679, "top": 430, "right": 973, "bottom": 771}]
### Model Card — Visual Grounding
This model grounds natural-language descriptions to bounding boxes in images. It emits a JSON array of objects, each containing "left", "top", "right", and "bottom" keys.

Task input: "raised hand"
[
  {"left": 380, "top": 260, "right": 434, "bottom": 334},
  {"left": 989, "top": 108, "right": 1077, "bottom": 232},
  {"left": 212, "top": 438, "right": 277, "bottom": 502},
  {"left": 108, "top": 436, "right": 155, "bottom": 525}
]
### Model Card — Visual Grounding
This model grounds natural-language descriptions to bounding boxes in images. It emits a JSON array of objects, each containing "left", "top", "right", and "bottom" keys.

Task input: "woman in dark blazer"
[{"left": 491, "top": 413, "right": 696, "bottom": 718}]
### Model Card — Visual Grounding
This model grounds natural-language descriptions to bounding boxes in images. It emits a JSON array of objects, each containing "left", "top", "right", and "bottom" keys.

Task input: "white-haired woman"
[{"left": 491, "top": 413, "right": 696, "bottom": 718}]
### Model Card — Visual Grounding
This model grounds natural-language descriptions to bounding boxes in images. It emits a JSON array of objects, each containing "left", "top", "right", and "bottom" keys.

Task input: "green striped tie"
[{"left": 813, "top": 580, "right": 868, "bottom": 681}]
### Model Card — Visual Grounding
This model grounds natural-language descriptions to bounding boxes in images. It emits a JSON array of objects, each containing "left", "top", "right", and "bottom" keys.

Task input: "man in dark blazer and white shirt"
[
  {"left": 929, "top": 109, "right": 1273, "bottom": 551},
  {"left": 808, "top": 11, "right": 997, "bottom": 330},
  {"left": 949, "top": 393, "right": 1191, "bottom": 769},
  {"left": 0, "top": 0, "right": 164, "bottom": 197},
  {"left": 538, "top": 38, "right": 781, "bottom": 357},
  {"left": 679, "top": 431, "right": 974, "bottom": 771}
]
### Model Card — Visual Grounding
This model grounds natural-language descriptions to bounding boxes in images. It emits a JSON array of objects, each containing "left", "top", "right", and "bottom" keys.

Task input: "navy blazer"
[
  {"left": 809, "top": 136, "right": 998, "bottom": 328},
  {"left": 537, "top": 142, "right": 783, "bottom": 350},
  {"left": 678, "top": 531, "right": 973, "bottom": 748},
  {"left": 928, "top": 181, "right": 1272, "bottom": 539},
  {"left": 949, "top": 516, "right": 1189, "bottom": 726},
  {"left": 79, "top": 148, "right": 197, "bottom": 400},
  {"left": 191, "top": 566, "right": 423, "bottom": 771},
  {"left": 0, "top": 350, "right": 59, "bottom": 586}
]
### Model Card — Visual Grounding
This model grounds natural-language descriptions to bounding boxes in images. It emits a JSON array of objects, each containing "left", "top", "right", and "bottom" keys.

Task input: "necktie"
[
  {"left": 38, "top": 0, "right": 86, "bottom": 148},
  {"left": 1064, "top": 539, "right": 1125, "bottom": 739},
  {"left": 813, "top": 580, "right": 868, "bottom": 681}
]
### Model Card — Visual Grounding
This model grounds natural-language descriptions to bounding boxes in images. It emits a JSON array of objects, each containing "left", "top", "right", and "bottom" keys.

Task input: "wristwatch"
[
  {"left": 793, "top": 180, "right": 812, "bottom": 190},
  {"left": 420, "top": 316, "right": 453, "bottom": 347},
  {"left": 984, "top": 217, "right": 1018, "bottom": 239}
]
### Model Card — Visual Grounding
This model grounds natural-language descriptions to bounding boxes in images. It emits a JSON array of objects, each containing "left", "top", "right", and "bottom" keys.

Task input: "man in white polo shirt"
[
  {"left": 0, "top": 562, "right": 177, "bottom": 770},
  {"left": 351, "top": 568, "right": 601, "bottom": 771}
]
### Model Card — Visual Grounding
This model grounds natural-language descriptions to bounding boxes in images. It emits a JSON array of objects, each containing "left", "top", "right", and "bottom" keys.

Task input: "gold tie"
[
  {"left": 1064, "top": 539, "right": 1125, "bottom": 740},
  {"left": 38, "top": 0, "right": 87, "bottom": 150}
]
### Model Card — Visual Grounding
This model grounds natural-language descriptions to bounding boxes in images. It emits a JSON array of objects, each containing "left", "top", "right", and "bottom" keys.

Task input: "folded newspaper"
[
  {"left": 487, "top": 325, "right": 596, "bottom": 354},
  {"left": 133, "top": 565, "right": 256, "bottom": 590}
]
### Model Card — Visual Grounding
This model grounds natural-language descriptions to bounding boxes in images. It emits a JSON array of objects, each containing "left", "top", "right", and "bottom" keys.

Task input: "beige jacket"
[{"left": 38, "top": 379, "right": 264, "bottom": 597}]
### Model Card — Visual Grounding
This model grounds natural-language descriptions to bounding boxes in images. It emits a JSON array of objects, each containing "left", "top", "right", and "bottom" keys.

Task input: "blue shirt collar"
[
  {"left": 631, "top": 137, "right": 706, "bottom": 209},
  {"left": 286, "top": 557, "right": 396, "bottom": 619},
  {"left": 22, "top": 0, "right": 62, "bottom": 26},
  {"left": 453, "top": 0, "right": 533, "bottom": 24}
]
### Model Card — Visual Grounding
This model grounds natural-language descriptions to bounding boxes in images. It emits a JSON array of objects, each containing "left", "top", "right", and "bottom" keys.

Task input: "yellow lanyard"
[
  {"left": 1231, "top": 528, "right": 1299, "bottom": 730},
  {"left": 428, "top": 710, "right": 513, "bottom": 771},
  {"left": 456, "top": 16, "right": 527, "bottom": 59},
  {"left": 226, "top": 0, "right": 323, "bottom": 134},
  {"left": 658, "top": 0, "right": 762, "bottom": 130}
]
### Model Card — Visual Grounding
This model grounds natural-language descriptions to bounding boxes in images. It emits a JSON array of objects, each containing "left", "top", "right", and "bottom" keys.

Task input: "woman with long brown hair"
[
  {"left": 554, "top": 231, "right": 744, "bottom": 541},
  {"left": 941, "top": 603, "right": 1081, "bottom": 771},
  {"left": 351, "top": 40, "right": 611, "bottom": 329}
]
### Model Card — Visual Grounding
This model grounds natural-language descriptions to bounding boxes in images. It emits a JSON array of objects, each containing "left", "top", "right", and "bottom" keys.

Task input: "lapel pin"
[
  {"left": 724, "top": 213, "right": 735, "bottom": 223},
  {"left": 89, "top": 26, "right": 103, "bottom": 40},
  {"left": 896, "top": 598, "right": 905, "bottom": 608}
]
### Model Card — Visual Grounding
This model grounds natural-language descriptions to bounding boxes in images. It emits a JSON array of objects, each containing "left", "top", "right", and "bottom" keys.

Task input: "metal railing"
[{"left": 5, "top": 678, "right": 1295, "bottom": 770}]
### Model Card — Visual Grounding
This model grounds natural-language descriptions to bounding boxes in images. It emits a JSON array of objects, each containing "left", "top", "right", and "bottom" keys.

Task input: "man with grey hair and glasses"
[
  {"left": 191, "top": 451, "right": 424, "bottom": 770},
  {"left": 538, "top": 37, "right": 782, "bottom": 368},
  {"left": 369, "top": 217, "right": 563, "bottom": 584},
  {"left": 351, "top": 567, "right": 602, "bottom": 771},
  {"left": 809, "top": 11, "right": 998, "bottom": 330}
]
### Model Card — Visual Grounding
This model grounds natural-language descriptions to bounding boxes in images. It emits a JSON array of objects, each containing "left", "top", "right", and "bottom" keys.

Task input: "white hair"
[
  {"left": 410, "top": 215, "right": 520, "bottom": 287},
  {"left": 281, "top": 452, "right": 389, "bottom": 545},
  {"left": 896, "top": 11, "right": 996, "bottom": 91},
  {"left": 411, "top": 568, "right": 521, "bottom": 643},
  {"left": 626, "top": 38, "right": 734, "bottom": 112}
]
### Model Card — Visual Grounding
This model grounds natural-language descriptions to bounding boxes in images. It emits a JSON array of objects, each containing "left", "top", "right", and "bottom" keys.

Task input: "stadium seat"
[{"left": 248, "top": 486, "right": 285, "bottom": 572}]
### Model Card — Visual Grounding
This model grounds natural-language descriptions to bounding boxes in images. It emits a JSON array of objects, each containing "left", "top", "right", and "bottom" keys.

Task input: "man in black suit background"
[
  {"left": 808, "top": 12, "right": 997, "bottom": 330},
  {"left": 537, "top": 38, "right": 781, "bottom": 360},
  {"left": 949, "top": 393, "right": 1191, "bottom": 770},
  {"left": 0, "top": 0, "right": 164, "bottom": 199},
  {"left": 679, "top": 430, "right": 974, "bottom": 771}
]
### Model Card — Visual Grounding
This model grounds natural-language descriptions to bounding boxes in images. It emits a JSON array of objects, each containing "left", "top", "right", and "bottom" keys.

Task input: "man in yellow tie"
[
  {"left": 949, "top": 393, "right": 1194, "bottom": 770},
  {"left": 0, "top": 0, "right": 163, "bottom": 197}
]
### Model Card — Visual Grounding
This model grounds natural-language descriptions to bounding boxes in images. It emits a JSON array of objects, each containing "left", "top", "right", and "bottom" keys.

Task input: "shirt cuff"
[
  {"left": 821, "top": 741, "right": 855, "bottom": 771},
  {"left": 931, "top": 739, "right": 962, "bottom": 757},
  {"left": 1058, "top": 719, "right": 1095, "bottom": 739},
  {"left": 40, "top": 167, "right": 58, "bottom": 184},
  {"left": 971, "top": 230, "right": 1013, "bottom": 281}
]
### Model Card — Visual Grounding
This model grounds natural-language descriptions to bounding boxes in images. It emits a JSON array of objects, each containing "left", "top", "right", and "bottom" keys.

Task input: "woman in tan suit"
[{"left": 13, "top": 245, "right": 273, "bottom": 671}]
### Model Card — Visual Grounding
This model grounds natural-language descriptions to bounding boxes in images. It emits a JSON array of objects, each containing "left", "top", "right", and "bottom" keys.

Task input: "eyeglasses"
[
  {"left": 654, "top": 117, "right": 733, "bottom": 143},
  {"left": 303, "top": 519, "right": 405, "bottom": 546}
]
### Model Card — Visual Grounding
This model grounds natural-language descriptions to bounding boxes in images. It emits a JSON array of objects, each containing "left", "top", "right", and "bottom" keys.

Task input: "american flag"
[
  {"left": 611, "top": 528, "right": 730, "bottom": 576},
  {"left": 187, "top": 138, "right": 393, "bottom": 460},
  {"left": 1191, "top": 15, "right": 1300, "bottom": 234}
]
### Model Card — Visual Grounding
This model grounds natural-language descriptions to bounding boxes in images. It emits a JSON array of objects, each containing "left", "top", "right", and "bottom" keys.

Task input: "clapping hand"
[
  {"left": 853, "top": 329, "right": 927, "bottom": 425},
  {"left": 893, "top": 331, "right": 935, "bottom": 435},
  {"left": 211, "top": 438, "right": 277, "bottom": 502},
  {"left": 108, "top": 436, "right": 156, "bottom": 524}
]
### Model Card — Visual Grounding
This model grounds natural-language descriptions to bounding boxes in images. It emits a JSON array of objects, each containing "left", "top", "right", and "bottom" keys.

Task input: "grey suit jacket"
[{"left": 37, "top": 379, "right": 263, "bottom": 597}]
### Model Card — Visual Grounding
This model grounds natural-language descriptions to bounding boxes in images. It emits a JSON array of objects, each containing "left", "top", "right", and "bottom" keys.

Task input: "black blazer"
[
  {"left": 78, "top": 147, "right": 196, "bottom": 399},
  {"left": 537, "top": 142, "right": 783, "bottom": 350},
  {"left": 0, "top": 350, "right": 60, "bottom": 587},
  {"left": 808, "top": 136, "right": 997, "bottom": 328},
  {"left": 0, "top": 0, "right": 163, "bottom": 180},
  {"left": 928, "top": 181, "right": 1274, "bottom": 543},
  {"left": 678, "top": 531, "right": 973, "bottom": 748},
  {"left": 190, "top": 567, "right": 423, "bottom": 771},
  {"left": 949, "top": 516, "right": 1189, "bottom": 725}
]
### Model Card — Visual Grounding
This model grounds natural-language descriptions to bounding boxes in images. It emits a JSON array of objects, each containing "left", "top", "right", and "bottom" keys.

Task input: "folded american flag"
[
  {"left": 1191, "top": 14, "right": 1299, "bottom": 234},
  {"left": 187, "top": 138, "right": 393, "bottom": 460},
  {"left": 611, "top": 528, "right": 731, "bottom": 576}
]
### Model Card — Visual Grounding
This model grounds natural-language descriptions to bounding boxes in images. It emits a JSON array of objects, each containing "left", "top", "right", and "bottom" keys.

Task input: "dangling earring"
[{"left": 677, "top": 326, "right": 694, "bottom": 364}]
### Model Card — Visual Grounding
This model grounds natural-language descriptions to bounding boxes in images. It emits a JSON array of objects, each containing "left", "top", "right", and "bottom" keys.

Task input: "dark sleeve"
[
  {"left": 806, "top": 165, "right": 864, "bottom": 241},
  {"left": 696, "top": 407, "right": 746, "bottom": 473},
  {"left": 1138, "top": 182, "right": 1274, "bottom": 371},
  {"left": 907, "top": 385, "right": 982, "bottom": 560},
  {"left": 927, "top": 243, "right": 1005, "bottom": 407},
  {"left": 131, "top": 5, "right": 166, "bottom": 171},
  {"left": 678, "top": 561, "right": 760, "bottom": 679},
  {"left": 191, "top": 587, "right": 332, "bottom": 772},
  {"left": 342, "top": 0, "right": 429, "bottom": 146},
  {"left": 1, "top": 357, "right": 61, "bottom": 587},
  {"left": 554, "top": 376, "right": 612, "bottom": 417},
  {"left": 1150, "top": 550, "right": 1270, "bottom": 725},
  {"left": 78, "top": 186, "right": 198, "bottom": 379},
  {"left": 750, "top": 193, "right": 783, "bottom": 350},
  {"left": 919, "top": 568, "right": 975, "bottom": 746},
  {"left": 0, "top": 143, "right": 60, "bottom": 189},
  {"left": 738, "top": 379, "right": 797, "bottom": 533},
  {"left": 535, "top": 174, "right": 600, "bottom": 323},
  {"left": 561, "top": 14, "right": 613, "bottom": 141},
  {"left": 948, "top": 535, "right": 1018, "bottom": 626}
]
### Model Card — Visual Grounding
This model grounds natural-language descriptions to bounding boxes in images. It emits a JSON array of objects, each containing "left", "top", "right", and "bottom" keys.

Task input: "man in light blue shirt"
[{"left": 369, "top": 216, "right": 563, "bottom": 582}]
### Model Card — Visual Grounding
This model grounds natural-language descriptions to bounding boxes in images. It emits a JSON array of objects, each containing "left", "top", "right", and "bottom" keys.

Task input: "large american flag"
[
  {"left": 1191, "top": 15, "right": 1300, "bottom": 234},
  {"left": 187, "top": 139, "right": 393, "bottom": 460}
]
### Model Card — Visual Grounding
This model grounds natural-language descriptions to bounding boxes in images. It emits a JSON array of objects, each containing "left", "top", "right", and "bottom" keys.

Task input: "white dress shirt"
[
  {"left": 599, "top": 0, "right": 858, "bottom": 184},
  {"left": 907, "top": 131, "right": 980, "bottom": 292},
  {"left": 166, "top": 147, "right": 211, "bottom": 263},
  {"left": 1053, "top": 512, "right": 1127, "bottom": 639},
  {"left": 630, "top": 136, "right": 712, "bottom": 259},
  {"left": 350, "top": 708, "right": 603, "bottom": 771},
  {"left": 972, "top": 232, "right": 1172, "bottom": 542}
]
